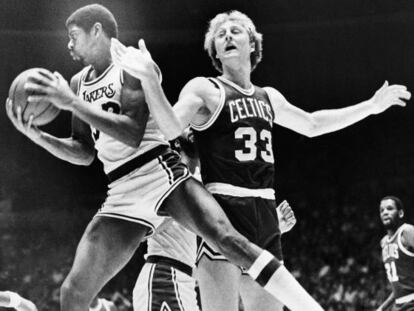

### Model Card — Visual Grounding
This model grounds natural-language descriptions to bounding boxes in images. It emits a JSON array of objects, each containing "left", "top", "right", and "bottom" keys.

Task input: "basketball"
[{"left": 8, "top": 68, "right": 60, "bottom": 126}]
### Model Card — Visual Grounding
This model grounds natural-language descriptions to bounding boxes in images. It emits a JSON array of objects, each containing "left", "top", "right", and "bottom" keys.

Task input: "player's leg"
[
  {"left": 195, "top": 257, "right": 241, "bottom": 311},
  {"left": 60, "top": 216, "right": 149, "bottom": 311},
  {"left": 163, "top": 178, "right": 323, "bottom": 311},
  {"left": 133, "top": 261, "right": 200, "bottom": 311},
  {"left": 240, "top": 274, "right": 284, "bottom": 311}
]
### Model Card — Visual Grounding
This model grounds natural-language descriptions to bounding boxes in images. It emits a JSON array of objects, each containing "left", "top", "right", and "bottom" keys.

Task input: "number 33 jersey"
[
  {"left": 77, "top": 64, "right": 167, "bottom": 174},
  {"left": 381, "top": 224, "right": 414, "bottom": 302},
  {"left": 192, "top": 76, "right": 276, "bottom": 193}
]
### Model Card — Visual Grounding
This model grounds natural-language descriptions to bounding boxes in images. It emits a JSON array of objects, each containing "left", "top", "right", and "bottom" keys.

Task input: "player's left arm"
[
  {"left": 264, "top": 83, "right": 410, "bottom": 137},
  {"left": 25, "top": 69, "right": 148, "bottom": 147},
  {"left": 401, "top": 224, "right": 414, "bottom": 253}
]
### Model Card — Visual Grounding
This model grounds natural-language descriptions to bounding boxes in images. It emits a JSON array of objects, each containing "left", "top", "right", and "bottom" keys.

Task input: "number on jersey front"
[
  {"left": 385, "top": 261, "right": 399, "bottom": 282},
  {"left": 92, "top": 101, "right": 121, "bottom": 140},
  {"left": 235, "top": 127, "right": 274, "bottom": 163}
]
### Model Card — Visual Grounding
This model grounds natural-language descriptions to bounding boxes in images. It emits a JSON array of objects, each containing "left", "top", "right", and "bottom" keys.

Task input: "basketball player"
[
  {"left": 110, "top": 10, "right": 411, "bottom": 311},
  {"left": 134, "top": 129, "right": 296, "bottom": 311},
  {"left": 377, "top": 196, "right": 414, "bottom": 311},
  {"left": 0, "top": 291, "right": 38, "bottom": 311},
  {"left": 6, "top": 4, "right": 326, "bottom": 311}
]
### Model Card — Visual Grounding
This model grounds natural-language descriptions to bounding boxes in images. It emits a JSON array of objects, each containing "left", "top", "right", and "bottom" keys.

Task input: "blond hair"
[{"left": 204, "top": 11, "right": 263, "bottom": 73}]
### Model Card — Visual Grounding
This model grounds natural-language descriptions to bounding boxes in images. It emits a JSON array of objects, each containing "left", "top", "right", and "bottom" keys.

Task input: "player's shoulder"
[
  {"left": 262, "top": 86, "right": 286, "bottom": 101},
  {"left": 182, "top": 76, "right": 217, "bottom": 96},
  {"left": 401, "top": 224, "right": 414, "bottom": 239}
]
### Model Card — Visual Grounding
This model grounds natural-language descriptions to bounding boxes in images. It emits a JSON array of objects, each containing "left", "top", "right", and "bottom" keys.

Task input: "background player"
[
  {"left": 133, "top": 130, "right": 200, "bottom": 311},
  {"left": 377, "top": 196, "right": 414, "bottom": 311},
  {"left": 6, "top": 4, "right": 326, "bottom": 311},
  {"left": 110, "top": 10, "right": 411, "bottom": 311},
  {"left": 0, "top": 291, "right": 38, "bottom": 311}
]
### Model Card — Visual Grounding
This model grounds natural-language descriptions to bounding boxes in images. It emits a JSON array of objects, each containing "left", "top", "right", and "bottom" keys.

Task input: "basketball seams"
[
  {"left": 32, "top": 102, "right": 59, "bottom": 126},
  {"left": 8, "top": 68, "right": 60, "bottom": 126}
]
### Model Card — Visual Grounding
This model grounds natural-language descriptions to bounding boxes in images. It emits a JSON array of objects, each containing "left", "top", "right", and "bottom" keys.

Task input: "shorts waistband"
[
  {"left": 205, "top": 182, "right": 275, "bottom": 200},
  {"left": 146, "top": 255, "right": 193, "bottom": 277},
  {"left": 396, "top": 293, "right": 414, "bottom": 305},
  {"left": 107, "top": 145, "right": 170, "bottom": 183}
]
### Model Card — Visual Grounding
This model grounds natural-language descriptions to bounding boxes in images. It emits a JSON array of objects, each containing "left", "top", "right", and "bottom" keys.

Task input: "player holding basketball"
[
  {"left": 6, "top": 4, "right": 326, "bottom": 311},
  {"left": 377, "top": 196, "right": 414, "bottom": 311},
  {"left": 110, "top": 10, "right": 411, "bottom": 311}
]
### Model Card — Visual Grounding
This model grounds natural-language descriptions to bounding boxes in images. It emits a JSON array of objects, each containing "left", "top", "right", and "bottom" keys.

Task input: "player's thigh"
[
  {"left": 67, "top": 216, "right": 148, "bottom": 289},
  {"left": 161, "top": 177, "right": 235, "bottom": 245},
  {"left": 195, "top": 256, "right": 241, "bottom": 311},
  {"left": 240, "top": 274, "right": 284, "bottom": 311}
]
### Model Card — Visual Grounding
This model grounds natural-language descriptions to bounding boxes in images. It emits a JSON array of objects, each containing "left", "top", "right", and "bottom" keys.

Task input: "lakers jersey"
[
  {"left": 381, "top": 224, "right": 414, "bottom": 301},
  {"left": 77, "top": 64, "right": 168, "bottom": 174},
  {"left": 192, "top": 76, "right": 275, "bottom": 195}
]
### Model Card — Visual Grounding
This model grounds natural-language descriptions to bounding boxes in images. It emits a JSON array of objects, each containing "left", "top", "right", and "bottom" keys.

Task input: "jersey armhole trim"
[
  {"left": 190, "top": 77, "right": 225, "bottom": 131},
  {"left": 397, "top": 224, "right": 414, "bottom": 257},
  {"left": 263, "top": 87, "right": 278, "bottom": 124}
]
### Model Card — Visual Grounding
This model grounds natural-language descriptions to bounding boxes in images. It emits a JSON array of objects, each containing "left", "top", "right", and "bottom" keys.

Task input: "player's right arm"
[
  {"left": 6, "top": 73, "right": 95, "bottom": 166},
  {"left": 143, "top": 76, "right": 216, "bottom": 140},
  {"left": 376, "top": 292, "right": 394, "bottom": 311},
  {"left": 110, "top": 38, "right": 216, "bottom": 140}
]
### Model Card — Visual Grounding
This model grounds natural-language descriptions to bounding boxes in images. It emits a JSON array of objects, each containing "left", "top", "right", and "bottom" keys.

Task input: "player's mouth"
[{"left": 224, "top": 44, "right": 237, "bottom": 52}]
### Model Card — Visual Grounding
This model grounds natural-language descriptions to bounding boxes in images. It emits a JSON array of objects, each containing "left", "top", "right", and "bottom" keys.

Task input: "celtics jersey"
[
  {"left": 77, "top": 64, "right": 168, "bottom": 174},
  {"left": 192, "top": 77, "right": 276, "bottom": 196},
  {"left": 381, "top": 224, "right": 414, "bottom": 301}
]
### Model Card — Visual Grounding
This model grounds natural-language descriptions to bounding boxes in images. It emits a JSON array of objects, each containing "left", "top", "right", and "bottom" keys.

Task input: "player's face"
[
  {"left": 67, "top": 25, "right": 93, "bottom": 65},
  {"left": 380, "top": 199, "right": 400, "bottom": 228},
  {"left": 214, "top": 20, "right": 252, "bottom": 65}
]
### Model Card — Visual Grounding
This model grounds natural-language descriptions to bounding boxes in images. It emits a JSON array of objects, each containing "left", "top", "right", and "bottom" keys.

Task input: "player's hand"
[
  {"left": 5, "top": 98, "right": 42, "bottom": 142},
  {"left": 111, "top": 38, "right": 159, "bottom": 81},
  {"left": 24, "top": 69, "right": 77, "bottom": 111},
  {"left": 369, "top": 81, "right": 411, "bottom": 114},
  {"left": 277, "top": 200, "right": 296, "bottom": 234}
]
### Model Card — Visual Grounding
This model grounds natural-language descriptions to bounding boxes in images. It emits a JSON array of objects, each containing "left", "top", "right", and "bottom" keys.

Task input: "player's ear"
[
  {"left": 399, "top": 210, "right": 404, "bottom": 218},
  {"left": 250, "top": 41, "right": 255, "bottom": 52},
  {"left": 92, "top": 22, "right": 103, "bottom": 37}
]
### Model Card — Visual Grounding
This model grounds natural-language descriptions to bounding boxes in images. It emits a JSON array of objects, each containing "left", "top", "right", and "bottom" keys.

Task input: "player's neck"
[
  {"left": 90, "top": 49, "right": 112, "bottom": 76},
  {"left": 221, "top": 65, "right": 252, "bottom": 89}
]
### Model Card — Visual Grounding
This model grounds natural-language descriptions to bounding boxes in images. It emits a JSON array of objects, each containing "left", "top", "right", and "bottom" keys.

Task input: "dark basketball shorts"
[
  {"left": 196, "top": 194, "right": 283, "bottom": 271},
  {"left": 133, "top": 258, "right": 200, "bottom": 311}
]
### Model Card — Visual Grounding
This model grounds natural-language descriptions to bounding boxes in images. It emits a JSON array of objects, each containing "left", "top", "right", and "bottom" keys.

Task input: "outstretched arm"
[
  {"left": 111, "top": 38, "right": 211, "bottom": 140},
  {"left": 6, "top": 74, "right": 95, "bottom": 165},
  {"left": 265, "top": 83, "right": 410, "bottom": 137}
]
